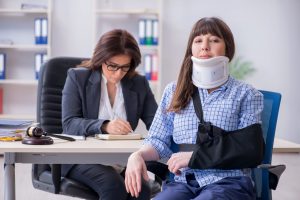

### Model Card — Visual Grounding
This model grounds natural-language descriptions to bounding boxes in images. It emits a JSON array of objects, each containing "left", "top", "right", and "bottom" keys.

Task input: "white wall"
[
  {"left": 51, "top": 0, "right": 93, "bottom": 57},
  {"left": 51, "top": 0, "right": 300, "bottom": 143}
]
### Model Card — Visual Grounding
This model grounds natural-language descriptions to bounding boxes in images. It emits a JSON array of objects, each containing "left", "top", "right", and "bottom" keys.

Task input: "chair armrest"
[
  {"left": 145, "top": 161, "right": 169, "bottom": 183},
  {"left": 258, "top": 164, "right": 286, "bottom": 190}
]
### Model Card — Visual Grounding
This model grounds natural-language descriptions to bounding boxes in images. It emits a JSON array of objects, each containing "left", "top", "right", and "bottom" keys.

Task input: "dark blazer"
[{"left": 61, "top": 67, "right": 158, "bottom": 176}]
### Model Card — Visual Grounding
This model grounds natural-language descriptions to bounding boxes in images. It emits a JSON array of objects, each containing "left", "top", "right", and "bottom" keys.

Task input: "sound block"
[{"left": 22, "top": 136, "right": 54, "bottom": 145}]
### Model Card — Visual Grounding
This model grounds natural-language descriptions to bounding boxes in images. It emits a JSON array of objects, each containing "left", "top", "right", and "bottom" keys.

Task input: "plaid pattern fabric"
[{"left": 144, "top": 76, "right": 263, "bottom": 187}]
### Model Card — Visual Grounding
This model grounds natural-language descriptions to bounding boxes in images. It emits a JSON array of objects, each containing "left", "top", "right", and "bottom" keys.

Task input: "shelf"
[
  {"left": 0, "top": 9, "right": 48, "bottom": 14},
  {"left": 0, "top": 0, "right": 51, "bottom": 120},
  {"left": 95, "top": 9, "right": 159, "bottom": 15},
  {"left": 149, "top": 80, "right": 158, "bottom": 85},
  {"left": 140, "top": 45, "right": 159, "bottom": 52},
  {"left": 0, "top": 44, "right": 49, "bottom": 51},
  {"left": 0, "top": 79, "right": 38, "bottom": 85}
]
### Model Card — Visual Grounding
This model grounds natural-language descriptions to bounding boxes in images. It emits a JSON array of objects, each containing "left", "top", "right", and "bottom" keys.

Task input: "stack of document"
[{"left": 0, "top": 119, "right": 34, "bottom": 141}]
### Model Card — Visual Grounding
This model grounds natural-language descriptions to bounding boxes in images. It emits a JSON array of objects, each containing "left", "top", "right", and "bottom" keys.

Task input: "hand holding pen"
[{"left": 101, "top": 112, "right": 134, "bottom": 135}]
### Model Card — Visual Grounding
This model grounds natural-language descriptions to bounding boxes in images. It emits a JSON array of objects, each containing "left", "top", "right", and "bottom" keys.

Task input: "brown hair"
[
  {"left": 79, "top": 29, "right": 141, "bottom": 78},
  {"left": 169, "top": 17, "right": 235, "bottom": 112}
]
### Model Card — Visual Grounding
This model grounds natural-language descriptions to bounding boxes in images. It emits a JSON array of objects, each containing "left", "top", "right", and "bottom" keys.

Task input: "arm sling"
[{"left": 179, "top": 86, "right": 265, "bottom": 170}]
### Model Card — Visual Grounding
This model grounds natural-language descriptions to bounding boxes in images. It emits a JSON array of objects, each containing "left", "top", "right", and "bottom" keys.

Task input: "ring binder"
[
  {"left": 151, "top": 54, "right": 158, "bottom": 81},
  {"left": 145, "top": 19, "right": 153, "bottom": 45},
  {"left": 139, "top": 19, "right": 146, "bottom": 45},
  {"left": 35, "top": 53, "right": 42, "bottom": 79},
  {"left": 144, "top": 54, "right": 152, "bottom": 80},
  {"left": 0, "top": 53, "right": 6, "bottom": 79},
  {"left": 152, "top": 19, "right": 159, "bottom": 45},
  {"left": 34, "top": 18, "right": 42, "bottom": 44},
  {"left": 41, "top": 18, "right": 48, "bottom": 44}
]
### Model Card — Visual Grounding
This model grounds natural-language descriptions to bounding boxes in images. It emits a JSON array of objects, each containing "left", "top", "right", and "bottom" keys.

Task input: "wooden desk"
[
  {"left": 273, "top": 138, "right": 300, "bottom": 153},
  {"left": 0, "top": 138, "right": 142, "bottom": 200}
]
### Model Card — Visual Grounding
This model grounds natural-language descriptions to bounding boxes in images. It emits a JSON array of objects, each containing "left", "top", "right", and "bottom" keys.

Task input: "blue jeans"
[{"left": 154, "top": 175, "right": 255, "bottom": 200}]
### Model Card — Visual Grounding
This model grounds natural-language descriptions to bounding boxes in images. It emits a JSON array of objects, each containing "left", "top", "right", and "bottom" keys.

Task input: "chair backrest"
[
  {"left": 33, "top": 57, "right": 87, "bottom": 193},
  {"left": 255, "top": 90, "right": 282, "bottom": 200},
  {"left": 36, "top": 57, "right": 87, "bottom": 133},
  {"left": 259, "top": 90, "right": 282, "bottom": 164}
]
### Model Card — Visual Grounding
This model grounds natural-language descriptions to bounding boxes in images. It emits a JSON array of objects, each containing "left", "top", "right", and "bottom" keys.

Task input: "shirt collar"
[
  {"left": 101, "top": 74, "right": 121, "bottom": 88},
  {"left": 219, "top": 76, "right": 234, "bottom": 91}
]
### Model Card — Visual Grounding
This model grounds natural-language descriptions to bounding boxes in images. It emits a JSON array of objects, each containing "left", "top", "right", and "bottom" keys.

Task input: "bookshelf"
[
  {"left": 93, "top": 0, "right": 162, "bottom": 101},
  {"left": 0, "top": 0, "right": 52, "bottom": 120}
]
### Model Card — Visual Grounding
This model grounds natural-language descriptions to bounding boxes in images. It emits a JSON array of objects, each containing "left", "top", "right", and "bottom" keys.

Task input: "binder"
[
  {"left": 138, "top": 19, "right": 146, "bottom": 45},
  {"left": 41, "top": 18, "right": 48, "bottom": 44},
  {"left": 152, "top": 19, "right": 159, "bottom": 45},
  {"left": 145, "top": 19, "right": 153, "bottom": 45},
  {"left": 34, "top": 18, "right": 42, "bottom": 44},
  {"left": 0, "top": 53, "right": 6, "bottom": 79},
  {"left": 144, "top": 54, "right": 152, "bottom": 80},
  {"left": 151, "top": 54, "right": 158, "bottom": 81},
  {"left": 35, "top": 53, "right": 42, "bottom": 79}
]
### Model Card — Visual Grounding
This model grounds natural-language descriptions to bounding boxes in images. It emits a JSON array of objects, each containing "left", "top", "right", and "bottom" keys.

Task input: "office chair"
[
  {"left": 146, "top": 90, "right": 285, "bottom": 200},
  {"left": 254, "top": 90, "right": 285, "bottom": 200},
  {"left": 32, "top": 57, "right": 161, "bottom": 199}
]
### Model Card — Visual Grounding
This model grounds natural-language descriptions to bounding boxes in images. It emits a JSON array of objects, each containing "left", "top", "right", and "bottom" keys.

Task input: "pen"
[{"left": 113, "top": 112, "right": 134, "bottom": 134}]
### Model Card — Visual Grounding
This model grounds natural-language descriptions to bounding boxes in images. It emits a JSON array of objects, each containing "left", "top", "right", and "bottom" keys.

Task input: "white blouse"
[{"left": 98, "top": 74, "right": 127, "bottom": 121}]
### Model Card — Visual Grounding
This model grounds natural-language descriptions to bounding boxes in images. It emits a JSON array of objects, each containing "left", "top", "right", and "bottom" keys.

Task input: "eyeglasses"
[{"left": 105, "top": 61, "right": 131, "bottom": 72}]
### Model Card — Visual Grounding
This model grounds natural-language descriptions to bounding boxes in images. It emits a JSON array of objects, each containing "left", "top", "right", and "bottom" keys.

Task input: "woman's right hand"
[
  {"left": 102, "top": 119, "right": 133, "bottom": 135},
  {"left": 125, "top": 152, "right": 149, "bottom": 198}
]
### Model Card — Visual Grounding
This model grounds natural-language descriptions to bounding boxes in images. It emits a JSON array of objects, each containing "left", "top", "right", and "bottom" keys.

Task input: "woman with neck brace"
[{"left": 125, "top": 17, "right": 263, "bottom": 200}]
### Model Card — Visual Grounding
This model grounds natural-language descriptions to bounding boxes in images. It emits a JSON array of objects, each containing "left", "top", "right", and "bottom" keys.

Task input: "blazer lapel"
[
  {"left": 85, "top": 70, "right": 101, "bottom": 119},
  {"left": 121, "top": 78, "right": 138, "bottom": 128}
]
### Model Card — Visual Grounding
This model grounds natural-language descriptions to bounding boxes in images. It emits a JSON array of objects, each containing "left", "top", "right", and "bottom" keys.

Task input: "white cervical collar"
[{"left": 191, "top": 56, "right": 229, "bottom": 89}]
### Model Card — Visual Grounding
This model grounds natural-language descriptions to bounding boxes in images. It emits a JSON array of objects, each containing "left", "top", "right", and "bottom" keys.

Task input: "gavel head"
[{"left": 26, "top": 126, "right": 44, "bottom": 137}]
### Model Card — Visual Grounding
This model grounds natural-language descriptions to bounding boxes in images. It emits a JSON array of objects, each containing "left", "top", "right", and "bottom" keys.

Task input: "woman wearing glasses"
[{"left": 61, "top": 29, "right": 158, "bottom": 200}]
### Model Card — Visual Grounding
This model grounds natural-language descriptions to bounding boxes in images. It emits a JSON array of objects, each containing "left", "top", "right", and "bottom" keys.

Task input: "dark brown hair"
[
  {"left": 169, "top": 17, "right": 235, "bottom": 112},
  {"left": 79, "top": 29, "right": 141, "bottom": 78}
]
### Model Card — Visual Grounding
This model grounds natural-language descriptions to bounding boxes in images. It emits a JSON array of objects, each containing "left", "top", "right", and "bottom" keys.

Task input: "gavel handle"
[{"left": 46, "top": 133, "right": 76, "bottom": 141}]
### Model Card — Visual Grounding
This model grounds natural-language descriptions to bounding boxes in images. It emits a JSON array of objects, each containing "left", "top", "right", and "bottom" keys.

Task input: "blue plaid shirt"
[{"left": 144, "top": 76, "right": 263, "bottom": 187}]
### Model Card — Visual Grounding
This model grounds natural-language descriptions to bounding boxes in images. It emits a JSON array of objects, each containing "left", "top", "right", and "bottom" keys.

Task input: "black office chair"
[{"left": 32, "top": 57, "right": 161, "bottom": 199}]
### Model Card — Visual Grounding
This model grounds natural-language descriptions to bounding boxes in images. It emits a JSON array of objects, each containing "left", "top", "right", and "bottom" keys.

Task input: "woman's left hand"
[{"left": 167, "top": 152, "right": 193, "bottom": 175}]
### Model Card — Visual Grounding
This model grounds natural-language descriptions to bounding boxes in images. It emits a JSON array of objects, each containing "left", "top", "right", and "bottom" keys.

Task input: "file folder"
[
  {"left": 35, "top": 53, "right": 42, "bottom": 79},
  {"left": 145, "top": 19, "right": 153, "bottom": 45},
  {"left": 144, "top": 54, "right": 152, "bottom": 80},
  {"left": 151, "top": 54, "right": 158, "bottom": 81},
  {"left": 41, "top": 18, "right": 48, "bottom": 44},
  {"left": 138, "top": 19, "right": 146, "bottom": 45},
  {"left": 152, "top": 19, "right": 159, "bottom": 45},
  {"left": 0, "top": 53, "right": 6, "bottom": 79},
  {"left": 34, "top": 18, "right": 42, "bottom": 44}
]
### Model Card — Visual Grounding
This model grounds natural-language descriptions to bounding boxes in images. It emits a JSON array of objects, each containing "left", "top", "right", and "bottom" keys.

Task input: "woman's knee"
[{"left": 69, "top": 164, "right": 128, "bottom": 199}]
